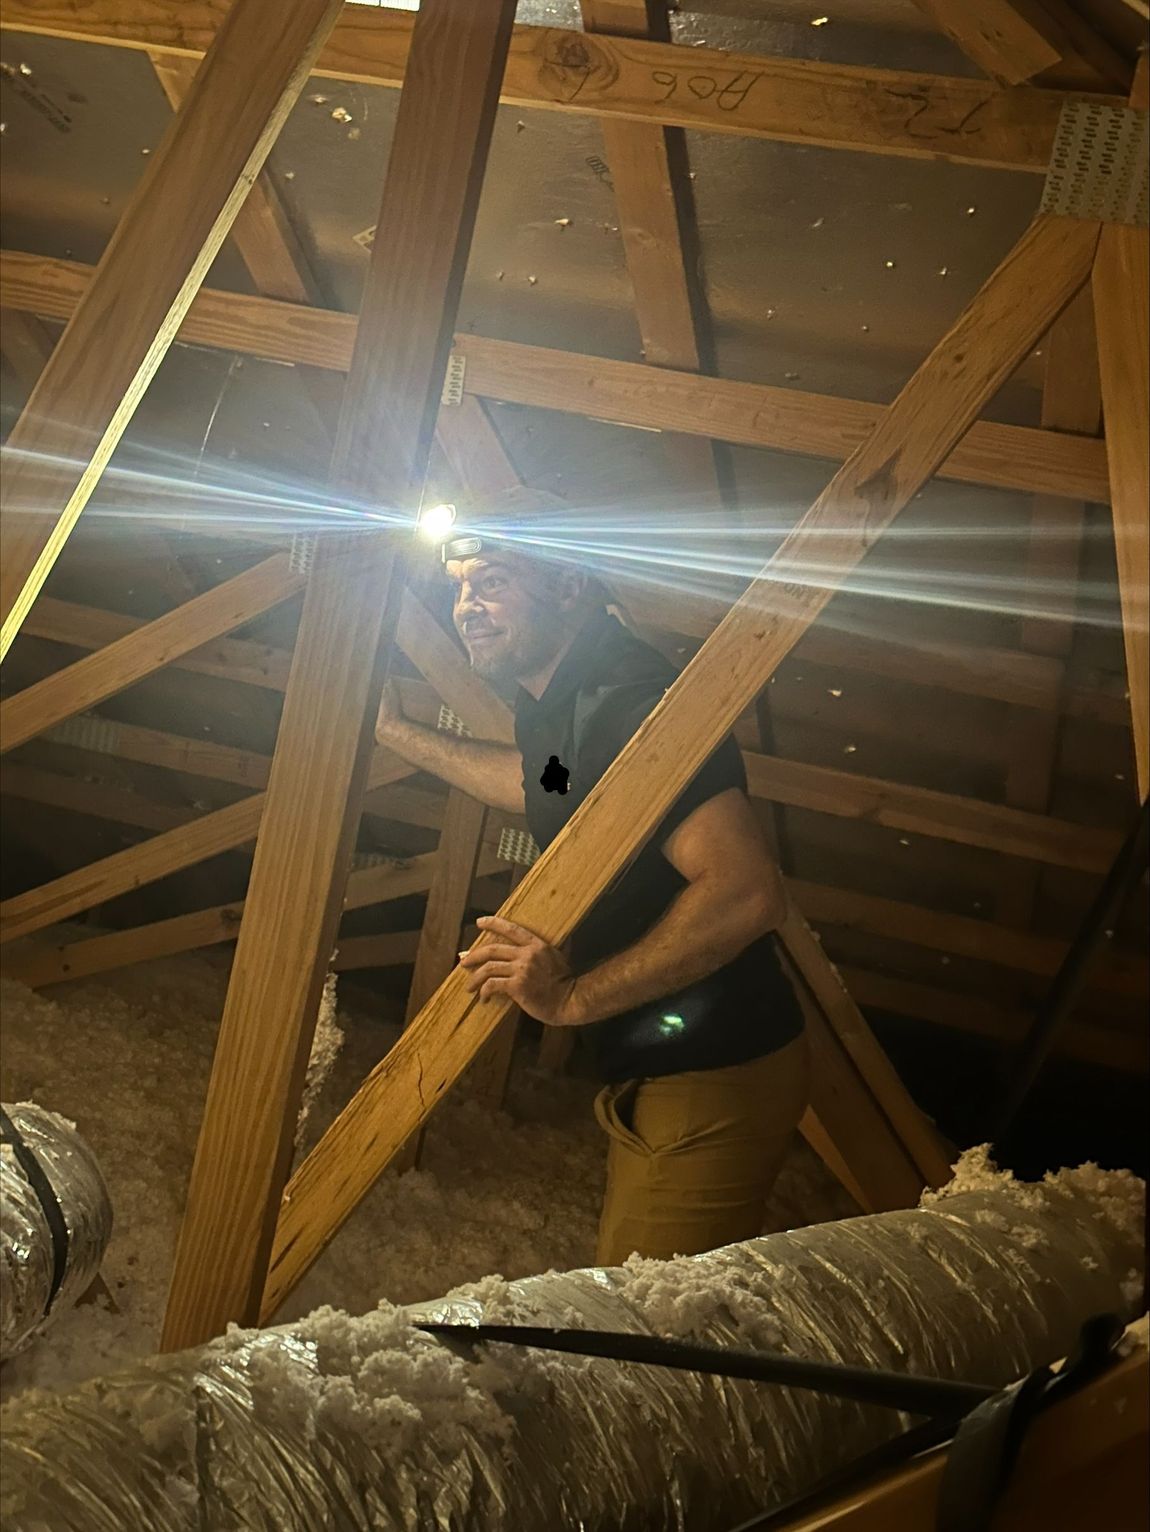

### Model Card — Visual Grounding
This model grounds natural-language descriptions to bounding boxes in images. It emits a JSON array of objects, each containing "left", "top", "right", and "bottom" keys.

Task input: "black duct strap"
[
  {"left": 0, "top": 1106, "right": 70, "bottom": 1315},
  {"left": 935, "top": 1313, "right": 1125, "bottom": 1532},
  {"left": 416, "top": 1322, "right": 996, "bottom": 1417}
]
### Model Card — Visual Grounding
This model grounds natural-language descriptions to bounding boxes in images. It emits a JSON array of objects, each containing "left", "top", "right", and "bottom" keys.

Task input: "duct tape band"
[{"left": 0, "top": 1105, "right": 70, "bottom": 1315}]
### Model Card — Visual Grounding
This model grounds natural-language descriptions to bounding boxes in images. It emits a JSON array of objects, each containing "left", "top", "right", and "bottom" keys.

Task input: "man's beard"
[{"left": 466, "top": 623, "right": 560, "bottom": 684}]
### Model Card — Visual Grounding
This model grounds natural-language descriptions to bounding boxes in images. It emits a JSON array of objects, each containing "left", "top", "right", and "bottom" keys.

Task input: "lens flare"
[{"left": 418, "top": 503, "right": 457, "bottom": 541}]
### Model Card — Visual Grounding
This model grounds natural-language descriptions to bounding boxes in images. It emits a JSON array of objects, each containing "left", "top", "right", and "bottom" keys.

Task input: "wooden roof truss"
[{"left": 0, "top": 0, "right": 1146, "bottom": 1352}]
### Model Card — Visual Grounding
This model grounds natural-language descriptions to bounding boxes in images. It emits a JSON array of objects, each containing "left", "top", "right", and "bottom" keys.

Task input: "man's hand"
[{"left": 459, "top": 915, "right": 584, "bottom": 1025}]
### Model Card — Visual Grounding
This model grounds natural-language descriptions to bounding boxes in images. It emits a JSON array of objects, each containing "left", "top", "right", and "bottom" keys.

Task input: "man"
[{"left": 376, "top": 537, "right": 809, "bottom": 1266}]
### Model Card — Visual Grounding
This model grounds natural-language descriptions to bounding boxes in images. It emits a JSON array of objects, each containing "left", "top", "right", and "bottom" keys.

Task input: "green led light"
[{"left": 660, "top": 1012, "right": 685, "bottom": 1034}]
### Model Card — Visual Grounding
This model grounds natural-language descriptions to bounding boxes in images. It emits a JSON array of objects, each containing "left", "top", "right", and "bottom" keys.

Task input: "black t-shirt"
[{"left": 515, "top": 609, "right": 804, "bottom": 1082}]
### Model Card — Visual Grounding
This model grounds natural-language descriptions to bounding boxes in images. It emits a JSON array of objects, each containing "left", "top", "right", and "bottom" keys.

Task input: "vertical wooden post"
[
  {"left": 996, "top": 285, "right": 1102, "bottom": 927},
  {"left": 0, "top": 0, "right": 349, "bottom": 658},
  {"left": 392, "top": 786, "right": 488, "bottom": 1167},
  {"left": 161, "top": 0, "right": 518, "bottom": 1351},
  {"left": 147, "top": 51, "right": 346, "bottom": 436},
  {"left": 1092, "top": 61, "right": 1149, "bottom": 799},
  {"left": 579, "top": 0, "right": 729, "bottom": 511}
]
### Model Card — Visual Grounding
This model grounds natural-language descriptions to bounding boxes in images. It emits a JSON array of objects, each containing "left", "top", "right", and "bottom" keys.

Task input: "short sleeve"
[{"left": 581, "top": 683, "right": 747, "bottom": 851}]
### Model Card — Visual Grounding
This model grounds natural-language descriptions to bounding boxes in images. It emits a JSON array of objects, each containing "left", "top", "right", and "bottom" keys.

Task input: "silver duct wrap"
[
  {"left": 1, "top": 1102, "right": 113, "bottom": 1364},
  {"left": 0, "top": 1158, "right": 1143, "bottom": 1531}
]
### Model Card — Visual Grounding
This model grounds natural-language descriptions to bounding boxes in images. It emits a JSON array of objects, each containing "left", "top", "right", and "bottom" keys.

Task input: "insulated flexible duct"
[
  {"left": 0, "top": 1102, "right": 113, "bottom": 1364},
  {"left": 0, "top": 1154, "right": 1143, "bottom": 1531}
]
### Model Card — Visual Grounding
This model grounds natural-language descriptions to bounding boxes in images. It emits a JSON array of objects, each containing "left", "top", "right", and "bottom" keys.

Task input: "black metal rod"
[
  {"left": 415, "top": 1322, "right": 998, "bottom": 1418},
  {"left": 992, "top": 795, "right": 1150, "bottom": 1143}
]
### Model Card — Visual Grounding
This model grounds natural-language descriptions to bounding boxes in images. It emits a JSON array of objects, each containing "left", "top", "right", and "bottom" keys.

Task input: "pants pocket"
[{"left": 593, "top": 1079, "right": 651, "bottom": 1158}]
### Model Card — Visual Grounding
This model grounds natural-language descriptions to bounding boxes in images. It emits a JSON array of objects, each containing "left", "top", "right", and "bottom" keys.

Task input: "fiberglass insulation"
[{"left": 0, "top": 1152, "right": 1143, "bottom": 1531}]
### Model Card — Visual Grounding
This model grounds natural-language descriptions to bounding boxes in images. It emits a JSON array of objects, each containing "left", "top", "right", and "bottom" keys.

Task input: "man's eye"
[{"left": 480, "top": 578, "right": 505, "bottom": 595}]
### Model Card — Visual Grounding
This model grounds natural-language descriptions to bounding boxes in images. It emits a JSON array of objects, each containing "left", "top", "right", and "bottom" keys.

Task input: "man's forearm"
[
  {"left": 567, "top": 876, "right": 781, "bottom": 1026},
  {"left": 380, "top": 716, "right": 525, "bottom": 814}
]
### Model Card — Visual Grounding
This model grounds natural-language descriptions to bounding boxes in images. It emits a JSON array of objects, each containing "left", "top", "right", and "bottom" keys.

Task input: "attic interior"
[{"left": 0, "top": 0, "right": 1147, "bottom": 1526}]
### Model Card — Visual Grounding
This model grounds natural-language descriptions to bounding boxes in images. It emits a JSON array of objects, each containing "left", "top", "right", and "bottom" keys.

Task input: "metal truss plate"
[
  {"left": 436, "top": 704, "right": 472, "bottom": 738},
  {"left": 1042, "top": 100, "right": 1149, "bottom": 227},
  {"left": 289, "top": 533, "right": 318, "bottom": 576},
  {"left": 497, "top": 826, "right": 540, "bottom": 867},
  {"left": 42, "top": 712, "right": 120, "bottom": 754},
  {"left": 441, "top": 353, "right": 466, "bottom": 408}
]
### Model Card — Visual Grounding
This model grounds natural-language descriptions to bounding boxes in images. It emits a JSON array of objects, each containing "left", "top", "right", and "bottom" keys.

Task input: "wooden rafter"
[
  {"left": 160, "top": 0, "right": 519, "bottom": 1352},
  {"left": 908, "top": 0, "right": 1129, "bottom": 90},
  {"left": 0, "top": 253, "right": 1112, "bottom": 506},
  {"left": 0, "top": 0, "right": 1119, "bottom": 172},
  {"left": 0, "top": 0, "right": 348, "bottom": 659},
  {"left": 996, "top": 285, "right": 1102, "bottom": 928},
  {"left": 0, "top": 553, "right": 303, "bottom": 753},
  {"left": 403, "top": 788, "right": 489, "bottom": 1033},
  {"left": 909, "top": 0, "right": 1060, "bottom": 85},
  {"left": 1092, "top": 61, "right": 1149, "bottom": 799},
  {"left": 449, "top": 333, "right": 1110, "bottom": 507},
  {"left": 146, "top": 49, "right": 345, "bottom": 437},
  {"left": 0, "top": 307, "right": 54, "bottom": 393},
  {"left": 257, "top": 212, "right": 1100, "bottom": 1315},
  {"left": 579, "top": 0, "right": 728, "bottom": 510}
]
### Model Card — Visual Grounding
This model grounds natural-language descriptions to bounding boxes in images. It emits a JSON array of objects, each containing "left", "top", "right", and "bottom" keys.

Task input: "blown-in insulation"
[
  {"left": 0, "top": 1151, "right": 1143, "bottom": 1530},
  {"left": 1, "top": 1103, "right": 113, "bottom": 1365}
]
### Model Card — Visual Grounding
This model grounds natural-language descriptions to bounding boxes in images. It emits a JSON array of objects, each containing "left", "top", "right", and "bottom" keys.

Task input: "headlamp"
[{"left": 417, "top": 502, "right": 457, "bottom": 542}]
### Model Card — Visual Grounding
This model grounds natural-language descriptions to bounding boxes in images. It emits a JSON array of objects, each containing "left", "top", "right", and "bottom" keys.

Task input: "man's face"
[{"left": 446, "top": 555, "right": 565, "bottom": 683}]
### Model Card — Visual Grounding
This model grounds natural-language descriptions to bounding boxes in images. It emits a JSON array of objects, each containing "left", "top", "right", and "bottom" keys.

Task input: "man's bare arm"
[
  {"left": 563, "top": 788, "right": 784, "bottom": 1024},
  {"left": 376, "top": 679, "right": 526, "bottom": 814},
  {"left": 460, "top": 788, "right": 785, "bottom": 1025}
]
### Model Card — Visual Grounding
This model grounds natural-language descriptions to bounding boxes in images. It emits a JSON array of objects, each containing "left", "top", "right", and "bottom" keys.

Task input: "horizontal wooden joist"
[
  {"left": 1, "top": 761, "right": 196, "bottom": 834},
  {"left": 0, "top": 745, "right": 418, "bottom": 946},
  {"left": 842, "top": 965, "right": 1148, "bottom": 1074},
  {"left": 2, "top": 839, "right": 506, "bottom": 988},
  {"left": 10, "top": 669, "right": 1122, "bottom": 883},
  {"left": 4, "top": 716, "right": 1129, "bottom": 979},
  {"left": 450, "top": 335, "right": 1111, "bottom": 506},
  {"left": 743, "top": 753, "right": 1121, "bottom": 874},
  {"left": 8, "top": 740, "right": 1141, "bottom": 999},
  {"left": 0, "top": 252, "right": 1109, "bottom": 506},
  {"left": 0, "top": 1, "right": 1115, "bottom": 171},
  {"left": 791, "top": 878, "right": 1147, "bottom": 1001},
  {"left": 332, "top": 931, "right": 420, "bottom": 972},
  {"left": 23, "top": 587, "right": 1130, "bottom": 732},
  {"left": 20, "top": 596, "right": 295, "bottom": 693},
  {"left": 0, "top": 553, "right": 303, "bottom": 754}
]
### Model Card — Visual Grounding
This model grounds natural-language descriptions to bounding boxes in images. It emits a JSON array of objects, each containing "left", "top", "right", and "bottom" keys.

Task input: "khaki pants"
[{"left": 593, "top": 1030, "right": 811, "bottom": 1266}]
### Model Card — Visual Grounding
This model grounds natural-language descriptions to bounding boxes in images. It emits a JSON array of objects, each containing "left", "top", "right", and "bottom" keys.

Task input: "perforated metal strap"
[
  {"left": 497, "top": 826, "right": 540, "bottom": 867},
  {"left": 1041, "top": 100, "right": 1149, "bottom": 227}
]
